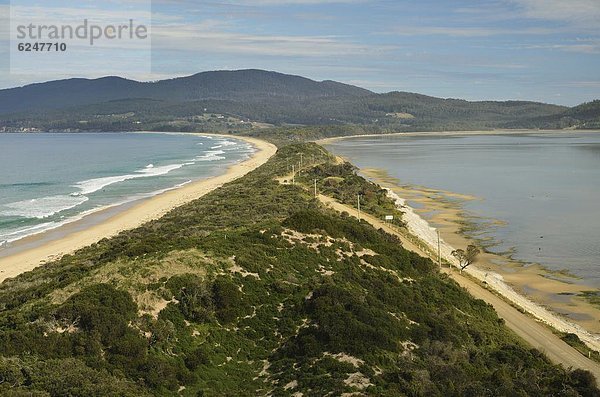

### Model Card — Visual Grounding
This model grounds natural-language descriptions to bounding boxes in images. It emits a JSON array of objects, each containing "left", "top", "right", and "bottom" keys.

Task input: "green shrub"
[
  {"left": 212, "top": 277, "right": 243, "bottom": 324},
  {"left": 55, "top": 284, "right": 137, "bottom": 345}
]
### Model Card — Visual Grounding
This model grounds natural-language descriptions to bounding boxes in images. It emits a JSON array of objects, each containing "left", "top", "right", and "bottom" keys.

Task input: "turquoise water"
[
  {"left": 325, "top": 132, "right": 600, "bottom": 286},
  {"left": 0, "top": 132, "right": 254, "bottom": 245}
]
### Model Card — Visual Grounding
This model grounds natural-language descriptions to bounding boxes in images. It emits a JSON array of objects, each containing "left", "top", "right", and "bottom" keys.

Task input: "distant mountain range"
[{"left": 0, "top": 69, "right": 597, "bottom": 133}]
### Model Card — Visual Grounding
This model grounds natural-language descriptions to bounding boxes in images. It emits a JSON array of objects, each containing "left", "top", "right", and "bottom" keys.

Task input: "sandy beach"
[
  {"left": 360, "top": 168, "right": 600, "bottom": 352},
  {"left": 0, "top": 134, "right": 277, "bottom": 284}
]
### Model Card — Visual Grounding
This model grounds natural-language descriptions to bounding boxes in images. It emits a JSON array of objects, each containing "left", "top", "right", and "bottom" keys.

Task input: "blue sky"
[{"left": 1, "top": 0, "right": 599, "bottom": 105}]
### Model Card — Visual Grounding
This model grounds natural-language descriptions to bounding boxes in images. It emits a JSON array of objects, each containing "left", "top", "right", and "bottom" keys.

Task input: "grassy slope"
[{"left": 0, "top": 143, "right": 597, "bottom": 396}]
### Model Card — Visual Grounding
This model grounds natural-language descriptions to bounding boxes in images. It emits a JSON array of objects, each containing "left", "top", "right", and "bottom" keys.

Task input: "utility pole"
[
  {"left": 357, "top": 194, "right": 361, "bottom": 221},
  {"left": 292, "top": 165, "right": 295, "bottom": 185},
  {"left": 299, "top": 153, "right": 304, "bottom": 168},
  {"left": 314, "top": 179, "right": 317, "bottom": 198}
]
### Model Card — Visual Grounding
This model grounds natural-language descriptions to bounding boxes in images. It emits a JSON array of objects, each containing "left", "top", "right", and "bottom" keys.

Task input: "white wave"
[
  {"left": 195, "top": 150, "right": 226, "bottom": 162},
  {"left": 211, "top": 145, "right": 223, "bottom": 149},
  {"left": 196, "top": 156, "right": 226, "bottom": 162},
  {"left": 0, "top": 195, "right": 89, "bottom": 219},
  {"left": 219, "top": 140, "right": 238, "bottom": 147},
  {"left": 236, "top": 143, "right": 255, "bottom": 153},
  {"left": 0, "top": 179, "right": 196, "bottom": 245},
  {"left": 73, "top": 163, "right": 184, "bottom": 195},
  {"left": 0, "top": 221, "right": 61, "bottom": 244},
  {"left": 132, "top": 179, "right": 193, "bottom": 198}
]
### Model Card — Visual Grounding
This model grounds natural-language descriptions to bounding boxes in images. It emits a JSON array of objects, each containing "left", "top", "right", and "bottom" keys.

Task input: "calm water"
[
  {"left": 0, "top": 133, "right": 254, "bottom": 245},
  {"left": 325, "top": 132, "right": 600, "bottom": 286}
]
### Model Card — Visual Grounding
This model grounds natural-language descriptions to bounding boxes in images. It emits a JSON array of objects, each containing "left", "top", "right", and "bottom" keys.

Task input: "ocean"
[
  {"left": 0, "top": 132, "right": 254, "bottom": 246},
  {"left": 324, "top": 131, "right": 600, "bottom": 286}
]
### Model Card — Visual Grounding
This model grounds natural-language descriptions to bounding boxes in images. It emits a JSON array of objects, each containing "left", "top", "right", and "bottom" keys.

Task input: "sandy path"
[
  {"left": 382, "top": 188, "right": 600, "bottom": 352},
  {"left": 367, "top": 174, "right": 600, "bottom": 335},
  {"left": 316, "top": 194, "right": 600, "bottom": 379},
  {"left": 0, "top": 135, "right": 277, "bottom": 284}
]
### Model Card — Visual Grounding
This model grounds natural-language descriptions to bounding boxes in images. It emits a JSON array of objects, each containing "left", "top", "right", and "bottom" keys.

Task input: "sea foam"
[
  {"left": 73, "top": 163, "right": 184, "bottom": 195},
  {"left": 0, "top": 137, "right": 244, "bottom": 246},
  {"left": 0, "top": 221, "right": 60, "bottom": 244},
  {"left": 194, "top": 150, "right": 226, "bottom": 162},
  {"left": 220, "top": 140, "right": 238, "bottom": 147},
  {"left": 0, "top": 195, "right": 89, "bottom": 219}
]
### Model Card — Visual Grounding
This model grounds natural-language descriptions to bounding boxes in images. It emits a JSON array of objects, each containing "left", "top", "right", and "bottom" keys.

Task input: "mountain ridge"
[
  {"left": 0, "top": 69, "right": 596, "bottom": 133},
  {"left": 0, "top": 69, "right": 372, "bottom": 115}
]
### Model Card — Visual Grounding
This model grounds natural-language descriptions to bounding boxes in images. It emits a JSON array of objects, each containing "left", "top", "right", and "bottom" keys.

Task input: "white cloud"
[
  {"left": 454, "top": 1, "right": 600, "bottom": 33},
  {"left": 10, "top": 4, "right": 151, "bottom": 23},
  {"left": 8, "top": 4, "right": 152, "bottom": 77},
  {"left": 9, "top": 5, "right": 152, "bottom": 50},
  {"left": 152, "top": 24, "right": 395, "bottom": 57},
  {"left": 154, "top": 0, "right": 363, "bottom": 5},
  {"left": 520, "top": 39, "right": 600, "bottom": 54},
  {"left": 0, "top": 4, "right": 9, "bottom": 37},
  {"left": 392, "top": 26, "right": 556, "bottom": 37},
  {"left": 509, "top": 0, "right": 600, "bottom": 29},
  {"left": 562, "top": 81, "right": 600, "bottom": 88}
]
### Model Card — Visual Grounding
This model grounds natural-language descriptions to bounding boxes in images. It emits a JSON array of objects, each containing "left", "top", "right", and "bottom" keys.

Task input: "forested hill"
[
  {"left": 509, "top": 100, "right": 600, "bottom": 130},
  {"left": 0, "top": 69, "right": 372, "bottom": 115},
  {"left": 0, "top": 143, "right": 597, "bottom": 396},
  {"left": 1, "top": 69, "right": 597, "bottom": 133}
]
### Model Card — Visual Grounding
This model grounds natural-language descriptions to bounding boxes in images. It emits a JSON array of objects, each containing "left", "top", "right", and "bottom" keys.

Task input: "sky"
[{"left": 1, "top": 0, "right": 599, "bottom": 106}]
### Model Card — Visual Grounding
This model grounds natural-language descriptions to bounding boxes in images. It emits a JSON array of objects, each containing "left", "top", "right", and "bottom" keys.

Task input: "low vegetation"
[
  {"left": 294, "top": 157, "right": 405, "bottom": 228},
  {"left": 0, "top": 143, "right": 597, "bottom": 396}
]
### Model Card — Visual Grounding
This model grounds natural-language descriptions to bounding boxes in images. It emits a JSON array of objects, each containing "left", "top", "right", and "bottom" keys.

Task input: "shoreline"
[
  {"left": 316, "top": 128, "right": 600, "bottom": 145},
  {"left": 0, "top": 134, "right": 277, "bottom": 284},
  {"left": 360, "top": 168, "right": 600, "bottom": 352},
  {"left": 0, "top": 131, "right": 246, "bottom": 247}
]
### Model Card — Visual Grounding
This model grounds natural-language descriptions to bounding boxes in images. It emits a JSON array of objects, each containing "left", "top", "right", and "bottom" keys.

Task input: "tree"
[{"left": 451, "top": 245, "right": 480, "bottom": 273}]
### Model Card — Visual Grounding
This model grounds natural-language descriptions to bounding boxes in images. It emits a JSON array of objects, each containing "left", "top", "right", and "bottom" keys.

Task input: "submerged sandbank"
[{"left": 362, "top": 168, "right": 600, "bottom": 352}]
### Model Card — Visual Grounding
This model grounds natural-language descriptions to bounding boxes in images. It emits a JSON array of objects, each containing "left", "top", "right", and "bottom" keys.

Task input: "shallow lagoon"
[{"left": 325, "top": 131, "right": 600, "bottom": 286}]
